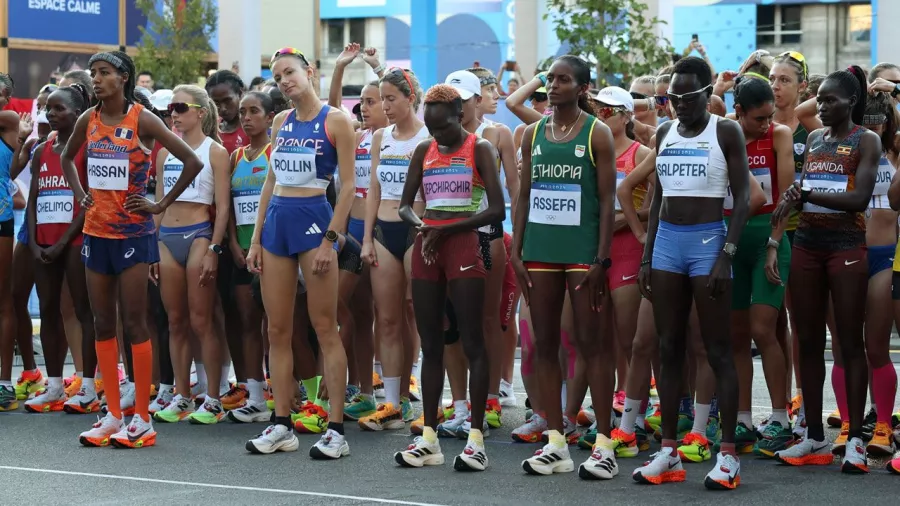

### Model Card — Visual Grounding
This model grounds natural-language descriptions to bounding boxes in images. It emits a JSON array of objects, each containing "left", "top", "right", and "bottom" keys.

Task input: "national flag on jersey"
[
  {"left": 115, "top": 127, "right": 134, "bottom": 140},
  {"left": 836, "top": 144, "right": 852, "bottom": 156}
]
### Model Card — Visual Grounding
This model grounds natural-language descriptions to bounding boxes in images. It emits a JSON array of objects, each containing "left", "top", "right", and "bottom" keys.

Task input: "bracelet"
[
  {"left": 767, "top": 237, "right": 780, "bottom": 249},
  {"left": 640, "top": 259, "right": 651, "bottom": 266},
  {"left": 372, "top": 64, "right": 385, "bottom": 74}
]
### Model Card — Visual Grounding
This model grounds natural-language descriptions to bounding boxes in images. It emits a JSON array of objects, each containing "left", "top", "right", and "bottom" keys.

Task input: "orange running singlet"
[{"left": 83, "top": 103, "right": 154, "bottom": 239}]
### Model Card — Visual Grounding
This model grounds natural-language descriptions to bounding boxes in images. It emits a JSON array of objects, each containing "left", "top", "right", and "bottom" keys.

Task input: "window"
[
  {"left": 847, "top": 4, "right": 872, "bottom": 43},
  {"left": 756, "top": 5, "right": 803, "bottom": 46},
  {"left": 349, "top": 19, "right": 366, "bottom": 47},
  {"left": 324, "top": 19, "right": 367, "bottom": 55},
  {"left": 327, "top": 20, "right": 345, "bottom": 55}
]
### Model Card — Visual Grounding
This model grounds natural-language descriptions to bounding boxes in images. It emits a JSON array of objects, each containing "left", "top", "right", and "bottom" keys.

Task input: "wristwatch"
[
  {"left": 593, "top": 256, "right": 612, "bottom": 269},
  {"left": 209, "top": 244, "right": 223, "bottom": 255},
  {"left": 324, "top": 230, "right": 339, "bottom": 243},
  {"left": 800, "top": 186, "right": 812, "bottom": 203},
  {"left": 892, "top": 83, "right": 900, "bottom": 99},
  {"left": 722, "top": 243, "right": 737, "bottom": 259}
]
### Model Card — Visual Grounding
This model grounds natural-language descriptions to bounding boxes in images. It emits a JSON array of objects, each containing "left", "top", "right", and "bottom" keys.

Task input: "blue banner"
[{"left": 10, "top": 0, "right": 120, "bottom": 45}]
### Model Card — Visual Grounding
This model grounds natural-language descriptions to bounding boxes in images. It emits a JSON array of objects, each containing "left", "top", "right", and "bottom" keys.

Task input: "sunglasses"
[
  {"left": 167, "top": 102, "right": 202, "bottom": 114},
  {"left": 778, "top": 51, "right": 809, "bottom": 81},
  {"left": 270, "top": 47, "right": 310, "bottom": 67},
  {"left": 596, "top": 106, "right": 628, "bottom": 119},
  {"left": 666, "top": 85, "right": 712, "bottom": 102},
  {"left": 387, "top": 67, "right": 415, "bottom": 95}
]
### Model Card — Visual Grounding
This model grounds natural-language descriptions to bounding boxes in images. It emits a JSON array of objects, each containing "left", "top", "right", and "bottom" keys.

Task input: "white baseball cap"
[
  {"left": 444, "top": 70, "right": 482, "bottom": 100},
  {"left": 596, "top": 86, "right": 634, "bottom": 112},
  {"left": 149, "top": 89, "right": 173, "bottom": 112}
]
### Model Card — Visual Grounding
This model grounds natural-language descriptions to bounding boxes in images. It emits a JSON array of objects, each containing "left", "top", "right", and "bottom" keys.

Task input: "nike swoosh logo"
[
  {"left": 891, "top": 258, "right": 895, "bottom": 262},
  {"left": 460, "top": 265, "right": 476, "bottom": 271},
  {"left": 668, "top": 461, "right": 679, "bottom": 469},
  {"left": 183, "top": 231, "right": 198, "bottom": 239},
  {"left": 425, "top": 158, "right": 438, "bottom": 165},
  {"left": 701, "top": 237, "right": 715, "bottom": 244},
  {"left": 128, "top": 428, "right": 150, "bottom": 442},
  {"left": 811, "top": 444, "right": 829, "bottom": 453},
  {"left": 844, "top": 260, "right": 860, "bottom": 265},
  {"left": 665, "top": 141, "right": 679, "bottom": 147},
  {"left": 622, "top": 274, "right": 637, "bottom": 281}
]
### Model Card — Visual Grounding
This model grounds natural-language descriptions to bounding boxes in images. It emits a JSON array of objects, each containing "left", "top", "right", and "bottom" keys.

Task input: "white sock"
[
  {"left": 158, "top": 383, "right": 173, "bottom": 394},
  {"left": 48, "top": 377, "right": 63, "bottom": 392},
  {"left": 636, "top": 413, "right": 646, "bottom": 429},
  {"left": 411, "top": 361, "right": 420, "bottom": 380},
  {"left": 196, "top": 363, "right": 207, "bottom": 387},
  {"left": 221, "top": 363, "right": 231, "bottom": 386},
  {"left": 247, "top": 379, "right": 264, "bottom": 404},
  {"left": 383, "top": 376, "right": 401, "bottom": 407},
  {"left": 561, "top": 381, "right": 567, "bottom": 412},
  {"left": 769, "top": 409, "right": 790, "bottom": 427},
  {"left": 454, "top": 399, "right": 469, "bottom": 417},
  {"left": 374, "top": 361, "right": 383, "bottom": 378},
  {"left": 738, "top": 411, "right": 753, "bottom": 428},
  {"left": 83, "top": 378, "right": 95, "bottom": 395},
  {"left": 692, "top": 403, "right": 711, "bottom": 435},
  {"left": 75, "top": 371, "right": 83, "bottom": 379},
  {"left": 620, "top": 397, "right": 642, "bottom": 435},
  {"left": 0, "top": 380, "right": 12, "bottom": 387}
]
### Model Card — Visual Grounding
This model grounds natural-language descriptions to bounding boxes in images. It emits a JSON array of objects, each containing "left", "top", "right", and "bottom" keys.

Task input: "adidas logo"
[
  {"left": 305, "top": 223, "right": 323, "bottom": 235},
  {"left": 282, "top": 122, "right": 293, "bottom": 133},
  {"left": 532, "top": 145, "right": 542, "bottom": 157}
]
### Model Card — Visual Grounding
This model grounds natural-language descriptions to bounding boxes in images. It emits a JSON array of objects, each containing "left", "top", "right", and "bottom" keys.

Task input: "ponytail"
[
  {"left": 625, "top": 119, "right": 635, "bottom": 141},
  {"left": 172, "top": 84, "right": 221, "bottom": 143},
  {"left": 846, "top": 65, "right": 867, "bottom": 126}
]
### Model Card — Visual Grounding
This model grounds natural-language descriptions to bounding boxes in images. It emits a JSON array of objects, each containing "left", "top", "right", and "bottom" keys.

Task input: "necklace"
[
  {"left": 243, "top": 143, "right": 266, "bottom": 160},
  {"left": 550, "top": 109, "right": 582, "bottom": 142}
]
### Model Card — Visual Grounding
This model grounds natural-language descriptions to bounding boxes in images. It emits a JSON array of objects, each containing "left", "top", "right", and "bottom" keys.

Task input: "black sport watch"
[
  {"left": 209, "top": 244, "right": 223, "bottom": 255},
  {"left": 593, "top": 256, "right": 612, "bottom": 269},
  {"left": 324, "top": 230, "right": 339, "bottom": 243},
  {"left": 892, "top": 83, "right": 900, "bottom": 99}
]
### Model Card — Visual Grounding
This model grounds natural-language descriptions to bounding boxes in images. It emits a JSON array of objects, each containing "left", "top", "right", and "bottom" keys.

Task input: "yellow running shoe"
[
  {"left": 293, "top": 402, "right": 329, "bottom": 434},
  {"left": 15, "top": 369, "right": 44, "bottom": 400},
  {"left": 65, "top": 376, "right": 83, "bottom": 399},
  {"left": 359, "top": 402, "right": 405, "bottom": 431},
  {"left": 409, "top": 377, "right": 421, "bottom": 402},
  {"left": 827, "top": 409, "right": 842, "bottom": 428},
  {"left": 373, "top": 372, "right": 385, "bottom": 397},
  {"left": 832, "top": 421, "right": 849, "bottom": 454},
  {"left": 867, "top": 421, "right": 894, "bottom": 457}
]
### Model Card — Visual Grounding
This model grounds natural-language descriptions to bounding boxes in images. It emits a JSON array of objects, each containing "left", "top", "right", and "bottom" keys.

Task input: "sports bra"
[
  {"left": 375, "top": 124, "right": 429, "bottom": 201},
  {"left": 163, "top": 137, "right": 215, "bottom": 205},
  {"left": 271, "top": 105, "right": 337, "bottom": 190},
  {"left": 725, "top": 123, "right": 779, "bottom": 216},
  {"left": 614, "top": 141, "right": 644, "bottom": 211},
  {"left": 655, "top": 115, "right": 727, "bottom": 198},
  {"left": 870, "top": 155, "right": 896, "bottom": 210}
]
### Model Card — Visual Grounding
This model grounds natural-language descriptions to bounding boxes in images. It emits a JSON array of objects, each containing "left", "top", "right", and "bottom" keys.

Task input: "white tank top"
[
  {"left": 375, "top": 124, "right": 429, "bottom": 201},
  {"left": 870, "top": 155, "right": 895, "bottom": 210},
  {"left": 163, "top": 137, "right": 216, "bottom": 205},
  {"left": 656, "top": 115, "right": 727, "bottom": 198}
]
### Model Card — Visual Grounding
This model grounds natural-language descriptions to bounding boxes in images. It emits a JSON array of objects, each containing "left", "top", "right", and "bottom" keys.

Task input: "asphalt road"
[{"left": 2, "top": 359, "right": 899, "bottom": 506}]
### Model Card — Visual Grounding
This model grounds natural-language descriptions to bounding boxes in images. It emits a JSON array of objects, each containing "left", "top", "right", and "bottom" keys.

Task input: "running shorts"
[
  {"left": 790, "top": 245, "right": 867, "bottom": 277},
  {"left": 261, "top": 195, "right": 338, "bottom": 258},
  {"left": 868, "top": 244, "right": 893, "bottom": 278},
  {"left": 524, "top": 261, "right": 589, "bottom": 272},
  {"left": 375, "top": 219, "right": 414, "bottom": 261},
  {"left": 339, "top": 234, "right": 364, "bottom": 275},
  {"left": 158, "top": 222, "right": 213, "bottom": 267},
  {"left": 730, "top": 215, "right": 790, "bottom": 310},
  {"left": 348, "top": 216, "right": 365, "bottom": 244},
  {"left": 0, "top": 218, "right": 13, "bottom": 238},
  {"left": 82, "top": 233, "right": 160, "bottom": 276},
  {"left": 608, "top": 228, "right": 643, "bottom": 291},
  {"left": 411, "top": 230, "right": 485, "bottom": 282},
  {"left": 16, "top": 220, "right": 26, "bottom": 244},
  {"left": 892, "top": 272, "right": 900, "bottom": 300},
  {"left": 652, "top": 220, "right": 728, "bottom": 278}
]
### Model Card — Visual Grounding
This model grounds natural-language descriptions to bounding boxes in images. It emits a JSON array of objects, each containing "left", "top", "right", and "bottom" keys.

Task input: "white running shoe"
[
  {"left": 512, "top": 412, "right": 549, "bottom": 443},
  {"left": 578, "top": 434, "right": 619, "bottom": 480},
  {"left": 541, "top": 416, "right": 577, "bottom": 443},
  {"left": 438, "top": 409, "right": 469, "bottom": 438},
  {"left": 227, "top": 401, "right": 272, "bottom": 423},
  {"left": 79, "top": 412, "right": 125, "bottom": 447},
  {"left": 792, "top": 411, "right": 807, "bottom": 439},
  {"left": 310, "top": 429, "right": 350, "bottom": 460},
  {"left": 153, "top": 394, "right": 194, "bottom": 423},
  {"left": 149, "top": 385, "right": 174, "bottom": 415},
  {"left": 246, "top": 424, "right": 299, "bottom": 454},
  {"left": 841, "top": 437, "right": 869, "bottom": 474},
  {"left": 24, "top": 387, "right": 66, "bottom": 413},
  {"left": 119, "top": 381, "right": 136, "bottom": 414},
  {"left": 499, "top": 379, "right": 517, "bottom": 408},
  {"left": 395, "top": 437, "right": 445, "bottom": 468},
  {"left": 522, "top": 436, "right": 575, "bottom": 475},
  {"left": 704, "top": 452, "right": 740, "bottom": 490},
  {"left": 456, "top": 416, "right": 490, "bottom": 440},
  {"left": 632, "top": 447, "right": 685, "bottom": 484},
  {"left": 454, "top": 438, "right": 489, "bottom": 471},
  {"left": 110, "top": 415, "right": 157, "bottom": 448},
  {"left": 64, "top": 387, "right": 102, "bottom": 414},
  {"left": 774, "top": 437, "right": 833, "bottom": 466}
]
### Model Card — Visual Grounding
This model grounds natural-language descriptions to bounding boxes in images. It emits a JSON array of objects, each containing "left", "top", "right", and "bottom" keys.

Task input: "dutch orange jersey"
[{"left": 83, "top": 103, "right": 154, "bottom": 239}]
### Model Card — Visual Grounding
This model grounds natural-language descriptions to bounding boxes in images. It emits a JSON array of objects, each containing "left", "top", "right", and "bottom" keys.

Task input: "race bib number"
[
  {"left": 233, "top": 191, "right": 261, "bottom": 226},
  {"left": 271, "top": 145, "right": 317, "bottom": 187},
  {"left": 423, "top": 167, "right": 473, "bottom": 209},
  {"left": 36, "top": 190, "right": 74, "bottom": 225},
  {"left": 87, "top": 151, "right": 129, "bottom": 191},
  {"left": 376, "top": 158, "right": 410, "bottom": 200},
  {"left": 529, "top": 182, "right": 581, "bottom": 226},
  {"left": 614, "top": 171, "right": 626, "bottom": 211},
  {"left": 163, "top": 163, "right": 199, "bottom": 202},
  {"left": 355, "top": 156, "right": 371, "bottom": 198},
  {"left": 872, "top": 157, "right": 894, "bottom": 199},
  {"left": 802, "top": 172, "right": 848, "bottom": 213},
  {"left": 656, "top": 148, "right": 710, "bottom": 193},
  {"left": 723, "top": 168, "right": 772, "bottom": 210}
]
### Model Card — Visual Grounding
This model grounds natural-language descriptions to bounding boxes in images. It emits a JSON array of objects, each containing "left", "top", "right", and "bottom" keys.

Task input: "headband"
[
  {"left": 743, "top": 72, "right": 769, "bottom": 82},
  {"left": 863, "top": 113, "right": 887, "bottom": 126},
  {"left": 89, "top": 52, "right": 126, "bottom": 73},
  {"left": 479, "top": 76, "right": 498, "bottom": 87}
]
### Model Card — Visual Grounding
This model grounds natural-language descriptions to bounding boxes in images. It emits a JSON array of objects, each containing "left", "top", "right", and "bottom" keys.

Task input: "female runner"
[
  {"left": 151, "top": 85, "right": 231, "bottom": 425},
  {"left": 62, "top": 51, "right": 203, "bottom": 448},
  {"left": 245, "top": 48, "right": 355, "bottom": 459},
  {"left": 359, "top": 67, "right": 429, "bottom": 429},
  {"left": 392, "top": 83, "right": 504, "bottom": 471},
  {"left": 772, "top": 66, "right": 879, "bottom": 474},
  {"left": 512, "top": 55, "right": 618, "bottom": 480}
]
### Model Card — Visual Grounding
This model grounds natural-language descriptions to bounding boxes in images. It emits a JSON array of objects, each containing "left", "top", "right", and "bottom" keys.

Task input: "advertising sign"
[{"left": 10, "top": 0, "right": 120, "bottom": 45}]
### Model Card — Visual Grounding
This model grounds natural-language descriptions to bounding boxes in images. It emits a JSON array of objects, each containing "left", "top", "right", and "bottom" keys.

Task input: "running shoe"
[
  {"left": 293, "top": 402, "right": 329, "bottom": 434},
  {"left": 409, "top": 377, "right": 421, "bottom": 402},
  {"left": 612, "top": 391, "right": 626, "bottom": 415},
  {"left": 632, "top": 447, "right": 686, "bottom": 485},
  {"left": 649, "top": 376, "right": 657, "bottom": 397},
  {"left": 443, "top": 403, "right": 456, "bottom": 421},
  {"left": 645, "top": 402, "right": 661, "bottom": 431},
  {"left": 344, "top": 384, "right": 360, "bottom": 404},
  {"left": 410, "top": 408, "right": 444, "bottom": 435},
  {"left": 704, "top": 452, "right": 740, "bottom": 490},
  {"left": 264, "top": 379, "right": 274, "bottom": 410},
  {"left": 188, "top": 398, "right": 225, "bottom": 425},
  {"left": 635, "top": 424, "right": 651, "bottom": 452},
  {"left": 343, "top": 394, "right": 376, "bottom": 421},
  {"left": 525, "top": 397, "right": 532, "bottom": 422},
  {"left": 512, "top": 412, "right": 548, "bottom": 443},
  {"left": 457, "top": 416, "right": 490, "bottom": 439},
  {"left": 734, "top": 421, "right": 757, "bottom": 450},
  {"left": 576, "top": 405, "right": 596, "bottom": 427},
  {"left": 867, "top": 421, "right": 894, "bottom": 456},
  {"left": 578, "top": 434, "right": 619, "bottom": 480},
  {"left": 499, "top": 379, "right": 517, "bottom": 408},
  {"left": 63, "top": 387, "right": 101, "bottom": 414},
  {"left": 775, "top": 437, "right": 833, "bottom": 466},
  {"left": 153, "top": 394, "right": 194, "bottom": 423},
  {"left": 485, "top": 398, "right": 502, "bottom": 428},
  {"left": 118, "top": 381, "right": 136, "bottom": 417},
  {"left": 706, "top": 417, "right": 722, "bottom": 445},
  {"left": 94, "top": 378, "right": 106, "bottom": 399},
  {"left": 892, "top": 411, "right": 900, "bottom": 429},
  {"left": 189, "top": 380, "right": 207, "bottom": 402},
  {"left": 675, "top": 414, "right": 693, "bottom": 442},
  {"left": 841, "top": 437, "right": 869, "bottom": 474},
  {"left": 64, "top": 375, "right": 82, "bottom": 398},
  {"left": 887, "top": 455, "right": 900, "bottom": 474},
  {"left": 754, "top": 421, "right": 793, "bottom": 457},
  {"left": 609, "top": 427, "right": 639, "bottom": 458},
  {"left": 578, "top": 423, "right": 598, "bottom": 450},
  {"left": 221, "top": 384, "right": 248, "bottom": 410},
  {"left": 401, "top": 396, "right": 415, "bottom": 422},
  {"left": 438, "top": 408, "right": 469, "bottom": 438},
  {"left": 827, "top": 408, "right": 842, "bottom": 428},
  {"left": 24, "top": 388, "right": 66, "bottom": 413},
  {"left": 522, "top": 437, "right": 575, "bottom": 475},
  {"left": 0, "top": 384, "right": 18, "bottom": 411},
  {"left": 541, "top": 415, "right": 578, "bottom": 444},
  {"left": 862, "top": 408, "right": 877, "bottom": 441},
  {"left": 310, "top": 429, "right": 350, "bottom": 460},
  {"left": 110, "top": 415, "right": 156, "bottom": 449},
  {"left": 246, "top": 424, "right": 300, "bottom": 454},
  {"left": 395, "top": 436, "right": 444, "bottom": 467},
  {"left": 15, "top": 369, "right": 44, "bottom": 400},
  {"left": 793, "top": 411, "right": 807, "bottom": 439},
  {"left": 677, "top": 432, "right": 711, "bottom": 463},
  {"left": 359, "top": 402, "right": 405, "bottom": 431},
  {"left": 149, "top": 385, "right": 175, "bottom": 415},
  {"left": 790, "top": 394, "right": 802, "bottom": 418},
  {"left": 79, "top": 412, "right": 125, "bottom": 447},
  {"left": 227, "top": 400, "right": 271, "bottom": 423},
  {"left": 454, "top": 438, "right": 489, "bottom": 471},
  {"left": 832, "top": 421, "right": 850, "bottom": 454},
  {"left": 373, "top": 372, "right": 385, "bottom": 398}
]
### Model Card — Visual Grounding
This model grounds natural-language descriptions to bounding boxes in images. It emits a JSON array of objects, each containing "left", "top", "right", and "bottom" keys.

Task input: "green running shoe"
[
  {"left": 676, "top": 413, "right": 694, "bottom": 442},
  {"left": 706, "top": 417, "right": 722, "bottom": 445},
  {"left": 735, "top": 421, "right": 757, "bottom": 445},
  {"left": 401, "top": 396, "right": 415, "bottom": 422},
  {"left": 677, "top": 432, "right": 712, "bottom": 463},
  {"left": 754, "top": 421, "right": 793, "bottom": 457},
  {"left": 188, "top": 398, "right": 225, "bottom": 425},
  {"left": 578, "top": 426, "right": 598, "bottom": 450},
  {"left": 0, "top": 384, "right": 18, "bottom": 411},
  {"left": 343, "top": 394, "right": 376, "bottom": 421}
]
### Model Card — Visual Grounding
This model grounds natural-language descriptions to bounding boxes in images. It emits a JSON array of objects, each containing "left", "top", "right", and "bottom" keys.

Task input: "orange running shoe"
[
  {"left": 222, "top": 384, "right": 248, "bottom": 410},
  {"left": 24, "top": 388, "right": 66, "bottom": 413},
  {"left": 827, "top": 409, "right": 842, "bottom": 428},
  {"left": 359, "top": 402, "right": 405, "bottom": 431},
  {"left": 790, "top": 394, "right": 802, "bottom": 418},
  {"left": 832, "top": 421, "right": 849, "bottom": 454},
  {"left": 65, "top": 375, "right": 83, "bottom": 399},
  {"left": 110, "top": 415, "right": 157, "bottom": 449},
  {"left": 373, "top": 372, "right": 385, "bottom": 397},
  {"left": 15, "top": 369, "right": 44, "bottom": 400},
  {"left": 867, "top": 421, "right": 894, "bottom": 457}
]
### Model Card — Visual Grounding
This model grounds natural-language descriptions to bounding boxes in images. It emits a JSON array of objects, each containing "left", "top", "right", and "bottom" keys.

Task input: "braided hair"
[
  {"left": 824, "top": 65, "right": 867, "bottom": 126},
  {"left": 0, "top": 72, "right": 14, "bottom": 101},
  {"left": 88, "top": 50, "right": 139, "bottom": 114},
  {"left": 54, "top": 83, "right": 91, "bottom": 116}
]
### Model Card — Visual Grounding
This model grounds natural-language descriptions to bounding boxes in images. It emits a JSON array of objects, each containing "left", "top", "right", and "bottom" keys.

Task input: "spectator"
[
  {"left": 249, "top": 76, "right": 266, "bottom": 91},
  {"left": 137, "top": 71, "right": 155, "bottom": 91}
]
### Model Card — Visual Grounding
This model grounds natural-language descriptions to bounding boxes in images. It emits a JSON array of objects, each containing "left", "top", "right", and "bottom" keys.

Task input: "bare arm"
[
  {"left": 618, "top": 147, "right": 657, "bottom": 241},
  {"left": 720, "top": 120, "right": 752, "bottom": 247},
  {"left": 326, "top": 110, "right": 357, "bottom": 235},
  {"left": 795, "top": 97, "right": 824, "bottom": 133},
  {"left": 12, "top": 138, "right": 37, "bottom": 179},
  {"left": 26, "top": 143, "right": 45, "bottom": 254},
  {"left": 505, "top": 76, "right": 545, "bottom": 125},
  {"left": 511, "top": 124, "right": 535, "bottom": 260},
  {"left": 592, "top": 121, "right": 616, "bottom": 262},
  {"left": 399, "top": 141, "right": 429, "bottom": 228},
  {"left": 363, "top": 129, "right": 384, "bottom": 245},
  {"left": 770, "top": 125, "right": 796, "bottom": 241},
  {"left": 209, "top": 143, "right": 232, "bottom": 247},
  {"left": 153, "top": 148, "right": 168, "bottom": 230},
  {"left": 61, "top": 111, "right": 90, "bottom": 202},
  {"left": 642, "top": 125, "right": 673, "bottom": 264}
]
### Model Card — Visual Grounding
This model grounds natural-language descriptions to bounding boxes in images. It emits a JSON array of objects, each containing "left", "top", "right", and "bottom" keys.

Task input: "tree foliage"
[
  {"left": 134, "top": 0, "right": 218, "bottom": 88},
  {"left": 545, "top": 0, "right": 673, "bottom": 87}
]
